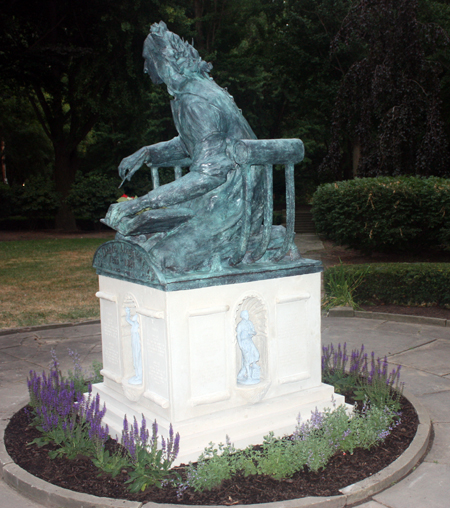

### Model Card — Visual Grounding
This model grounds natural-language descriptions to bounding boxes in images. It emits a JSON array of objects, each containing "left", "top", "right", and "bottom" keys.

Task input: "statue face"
[{"left": 143, "top": 38, "right": 164, "bottom": 85}]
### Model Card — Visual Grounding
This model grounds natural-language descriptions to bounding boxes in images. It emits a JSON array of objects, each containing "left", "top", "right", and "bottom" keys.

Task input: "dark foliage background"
[{"left": 1, "top": 0, "right": 450, "bottom": 229}]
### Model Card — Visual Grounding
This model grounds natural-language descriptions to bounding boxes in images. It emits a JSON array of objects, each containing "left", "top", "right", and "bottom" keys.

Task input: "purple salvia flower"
[
  {"left": 172, "top": 432, "right": 180, "bottom": 461},
  {"left": 152, "top": 419, "right": 158, "bottom": 444},
  {"left": 139, "top": 415, "right": 149, "bottom": 445},
  {"left": 133, "top": 416, "right": 139, "bottom": 442}
]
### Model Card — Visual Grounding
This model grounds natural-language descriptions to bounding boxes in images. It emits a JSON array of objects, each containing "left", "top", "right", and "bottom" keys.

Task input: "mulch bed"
[
  {"left": 4, "top": 397, "right": 418, "bottom": 505},
  {"left": 0, "top": 231, "right": 428, "bottom": 503}
]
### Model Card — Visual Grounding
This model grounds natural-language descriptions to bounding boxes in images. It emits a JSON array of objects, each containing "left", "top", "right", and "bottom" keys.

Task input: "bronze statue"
[{"left": 101, "top": 22, "right": 305, "bottom": 281}]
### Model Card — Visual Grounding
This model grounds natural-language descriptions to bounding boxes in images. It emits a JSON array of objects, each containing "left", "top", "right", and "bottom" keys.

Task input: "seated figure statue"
[{"left": 103, "top": 21, "right": 285, "bottom": 275}]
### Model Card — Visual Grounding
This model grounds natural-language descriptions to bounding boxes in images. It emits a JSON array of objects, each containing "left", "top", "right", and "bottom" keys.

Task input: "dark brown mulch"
[{"left": 5, "top": 398, "right": 418, "bottom": 505}]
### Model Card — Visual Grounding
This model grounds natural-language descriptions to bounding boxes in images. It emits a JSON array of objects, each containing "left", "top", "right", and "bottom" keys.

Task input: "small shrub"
[
  {"left": 178, "top": 439, "right": 239, "bottom": 494},
  {"left": 322, "top": 343, "right": 403, "bottom": 412},
  {"left": 322, "top": 262, "right": 370, "bottom": 311},
  {"left": 67, "top": 172, "right": 121, "bottom": 223},
  {"left": 176, "top": 401, "right": 399, "bottom": 495},
  {"left": 17, "top": 175, "right": 59, "bottom": 219},
  {"left": 312, "top": 176, "right": 450, "bottom": 252}
]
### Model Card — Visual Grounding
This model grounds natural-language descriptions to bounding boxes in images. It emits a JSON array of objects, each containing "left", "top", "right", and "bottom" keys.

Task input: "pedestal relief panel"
[
  {"left": 142, "top": 315, "right": 169, "bottom": 408},
  {"left": 276, "top": 294, "right": 312, "bottom": 385},
  {"left": 96, "top": 292, "right": 122, "bottom": 383},
  {"left": 188, "top": 307, "right": 229, "bottom": 405},
  {"left": 121, "top": 295, "right": 144, "bottom": 402}
]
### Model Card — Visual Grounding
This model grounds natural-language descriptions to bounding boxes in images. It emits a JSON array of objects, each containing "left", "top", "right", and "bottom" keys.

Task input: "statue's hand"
[
  {"left": 118, "top": 147, "right": 149, "bottom": 182},
  {"left": 104, "top": 199, "right": 141, "bottom": 228}
]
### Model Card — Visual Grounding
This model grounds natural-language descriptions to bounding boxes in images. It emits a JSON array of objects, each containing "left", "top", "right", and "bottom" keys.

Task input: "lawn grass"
[{"left": 0, "top": 238, "right": 110, "bottom": 329}]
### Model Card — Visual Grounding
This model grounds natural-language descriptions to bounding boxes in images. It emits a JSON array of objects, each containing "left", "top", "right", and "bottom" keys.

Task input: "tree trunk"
[
  {"left": 53, "top": 142, "right": 78, "bottom": 230},
  {"left": 193, "top": 0, "right": 205, "bottom": 50},
  {"left": 352, "top": 139, "right": 361, "bottom": 177},
  {"left": 1, "top": 138, "right": 7, "bottom": 185}
]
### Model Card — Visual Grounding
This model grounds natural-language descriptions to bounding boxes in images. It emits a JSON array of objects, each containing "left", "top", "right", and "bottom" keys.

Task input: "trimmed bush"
[
  {"left": 312, "top": 177, "right": 450, "bottom": 253},
  {"left": 67, "top": 172, "right": 121, "bottom": 223},
  {"left": 0, "top": 183, "right": 20, "bottom": 219},
  {"left": 18, "top": 175, "right": 59, "bottom": 219},
  {"left": 324, "top": 263, "right": 450, "bottom": 307}
]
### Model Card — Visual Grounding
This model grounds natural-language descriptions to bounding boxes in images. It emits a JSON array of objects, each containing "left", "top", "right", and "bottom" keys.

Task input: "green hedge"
[
  {"left": 324, "top": 263, "right": 450, "bottom": 307},
  {"left": 67, "top": 172, "right": 121, "bottom": 222},
  {"left": 312, "top": 176, "right": 450, "bottom": 253}
]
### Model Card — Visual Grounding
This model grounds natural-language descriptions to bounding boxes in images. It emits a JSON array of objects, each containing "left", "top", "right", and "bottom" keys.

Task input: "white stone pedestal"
[{"left": 92, "top": 271, "right": 345, "bottom": 464}]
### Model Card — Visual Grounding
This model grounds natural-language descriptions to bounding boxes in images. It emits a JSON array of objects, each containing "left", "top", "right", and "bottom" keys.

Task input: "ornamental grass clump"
[
  {"left": 322, "top": 261, "right": 370, "bottom": 311},
  {"left": 322, "top": 343, "right": 403, "bottom": 411}
]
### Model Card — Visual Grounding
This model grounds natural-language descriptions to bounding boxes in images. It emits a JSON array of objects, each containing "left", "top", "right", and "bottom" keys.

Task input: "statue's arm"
[
  {"left": 132, "top": 133, "right": 233, "bottom": 209},
  {"left": 118, "top": 136, "right": 190, "bottom": 182},
  {"left": 105, "top": 132, "right": 234, "bottom": 226},
  {"left": 105, "top": 99, "right": 234, "bottom": 226}
]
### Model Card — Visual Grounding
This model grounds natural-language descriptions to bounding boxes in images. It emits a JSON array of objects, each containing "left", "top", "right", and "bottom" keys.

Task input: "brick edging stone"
[
  {"left": 0, "top": 390, "right": 431, "bottom": 508},
  {"left": 326, "top": 306, "right": 448, "bottom": 327},
  {"left": 0, "top": 320, "right": 101, "bottom": 337}
]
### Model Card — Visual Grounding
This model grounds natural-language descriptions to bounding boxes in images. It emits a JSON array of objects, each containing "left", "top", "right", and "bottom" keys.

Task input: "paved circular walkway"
[{"left": 1, "top": 315, "right": 449, "bottom": 507}]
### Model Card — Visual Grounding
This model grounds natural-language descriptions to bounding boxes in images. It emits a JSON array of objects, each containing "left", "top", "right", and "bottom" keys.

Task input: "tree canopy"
[
  {"left": 1, "top": 0, "right": 450, "bottom": 228},
  {"left": 320, "top": 0, "right": 450, "bottom": 179},
  {"left": 0, "top": 0, "right": 161, "bottom": 227}
]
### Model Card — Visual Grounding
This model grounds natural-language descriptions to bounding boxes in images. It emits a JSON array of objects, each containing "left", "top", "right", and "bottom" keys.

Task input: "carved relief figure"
[
  {"left": 236, "top": 310, "right": 260, "bottom": 385},
  {"left": 102, "top": 22, "right": 288, "bottom": 275},
  {"left": 125, "top": 307, "right": 143, "bottom": 385}
]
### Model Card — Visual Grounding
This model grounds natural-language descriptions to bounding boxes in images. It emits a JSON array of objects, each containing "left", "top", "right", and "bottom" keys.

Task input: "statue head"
[
  {"left": 143, "top": 21, "right": 213, "bottom": 89},
  {"left": 240, "top": 310, "right": 249, "bottom": 320}
]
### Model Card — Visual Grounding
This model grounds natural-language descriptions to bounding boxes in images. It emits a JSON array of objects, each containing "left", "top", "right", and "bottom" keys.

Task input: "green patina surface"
[
  {"left": 96, "top": 22, "right": 320, "bottom": 286},
  {"left": 93, "top": 240, "right": 322, "bottom": 291}
]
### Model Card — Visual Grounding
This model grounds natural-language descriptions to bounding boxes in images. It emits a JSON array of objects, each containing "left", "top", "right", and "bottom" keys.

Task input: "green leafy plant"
[
  {"left": 66, "top": 172, "right": 121, "bottom": 223},
  {"left": 175, "top": 401, "right": 399, "bottom": 497},
  {"left": 91, "top": 448, "right": 129, "bottom": 478},
  {"left": 17, "top": 174, "right": 60, "bottom": 220},
  {"left": 322, "top": 343, "right": 403, "bottom": 412},
  {"left": 178, "top": 438, "right": 243, "bottom": 494},
  {"left": 322, "top": 262, "right": 370, "bottom": 311},
  {"left": 121, "top": 416, "right": 180, "bottom": 493}
]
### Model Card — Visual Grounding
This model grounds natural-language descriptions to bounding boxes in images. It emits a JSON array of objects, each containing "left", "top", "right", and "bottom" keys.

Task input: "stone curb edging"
[
  {"left": 1, "top": 308, "right": 446, "bottom": 337},
  {"left": 326, "top": 306, "right": 448, "bottom": 327},
  {"left": 0, "top": 390, "right": 431, "bottom": 508},
  {"left": 0, "top": 320, "right": 101, "bottom": 337}
]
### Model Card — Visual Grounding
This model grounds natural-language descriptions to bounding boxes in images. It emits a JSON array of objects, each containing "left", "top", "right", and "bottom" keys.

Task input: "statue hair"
[{"left": 148, "top": 21, "right": 213, "bottom": 78}]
